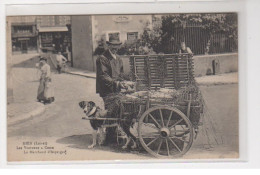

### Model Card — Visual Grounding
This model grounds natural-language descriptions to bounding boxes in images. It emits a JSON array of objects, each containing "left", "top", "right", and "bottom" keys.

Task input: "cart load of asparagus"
[{"left": 104, "top": 53, "right": 204, "bottom": 158}]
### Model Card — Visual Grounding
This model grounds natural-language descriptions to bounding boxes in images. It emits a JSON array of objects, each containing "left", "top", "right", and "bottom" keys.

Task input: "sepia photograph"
[{"left": 6, "top": 13, "right": 238, "bottom": 161}]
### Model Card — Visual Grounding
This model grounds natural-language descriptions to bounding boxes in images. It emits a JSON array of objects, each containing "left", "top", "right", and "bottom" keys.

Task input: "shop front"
[
  {"left": 38, "top": 26, "right": 71, "bottom": 54},
  {"left": 11, "top": 23, "right": 38, "bottom": 54}
]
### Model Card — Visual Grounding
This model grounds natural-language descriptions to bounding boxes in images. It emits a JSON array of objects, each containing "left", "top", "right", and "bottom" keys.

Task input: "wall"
[
  {"left": 71, "top": 16, "right": 94, "bottom": 71},
  {"left": 37, "top": 16, "right": 71, "bottom": 27},
  {"left": 116, "top": 53, "right": 238, "bottom": 77},
  {"left": 193, "top": 53, "right": 238, "bottom": 76},
  {"left": 92, "top": 15, "right": 152, "bottom": 50}
]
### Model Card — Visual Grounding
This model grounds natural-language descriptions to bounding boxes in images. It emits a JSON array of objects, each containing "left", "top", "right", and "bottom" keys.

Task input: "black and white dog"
[
  {"left": 79, "top": 101, "right": 106, "bottom": 148},
  {"left": 79, "top": 101, "right": 137, "bottom": 149}
]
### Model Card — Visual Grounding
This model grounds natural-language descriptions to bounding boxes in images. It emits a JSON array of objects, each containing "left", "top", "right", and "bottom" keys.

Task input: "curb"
[
  {"left": 7, "top": 103, "right": 46, "bottom": 126},
  {"left": 65, "top": 71, "right": 96, "bottom": 79},
  {"left": 195, "top": 82, "right": 238, "bottom": 86}
]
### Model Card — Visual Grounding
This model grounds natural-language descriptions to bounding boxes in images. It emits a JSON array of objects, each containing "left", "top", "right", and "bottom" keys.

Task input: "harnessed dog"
[{"left": 79, "top": 101, "right": 137, "bottom": 149}]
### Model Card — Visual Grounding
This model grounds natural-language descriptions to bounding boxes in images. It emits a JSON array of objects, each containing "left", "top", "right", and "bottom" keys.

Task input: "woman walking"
[{"left": 37, "top": 56, "right": 55, "bottom": 104}]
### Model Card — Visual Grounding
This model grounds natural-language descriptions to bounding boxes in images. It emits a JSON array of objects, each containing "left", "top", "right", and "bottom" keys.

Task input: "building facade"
[
  {"left": 10, "top": 16, "right": 38, "bottom": 54},
  {"left": 71, "top": 16, "right": 93, "bottom": 70},
  {"left": 9, "top": 16, "right": 71, "bottom": 55},
  {"left": 37, "top": 16, "right": 71, "bottom": 53},
  {"left": 71, "top": 15, "right": 153, "bottom": 71},
  {"left": 92, "top": 15, "right": 152, "bottom": 51}
]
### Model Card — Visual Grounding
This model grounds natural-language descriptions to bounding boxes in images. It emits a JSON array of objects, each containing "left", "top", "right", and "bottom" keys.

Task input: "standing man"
[
  {"left": 56, "top": 51, "right": 67, "bottom": 74},
  {"left": 96, "top": 39, "right": 126, "bottom": 145}
]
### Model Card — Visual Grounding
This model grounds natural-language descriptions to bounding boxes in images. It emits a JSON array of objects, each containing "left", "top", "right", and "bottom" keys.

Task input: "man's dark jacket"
[{"left": 96, "top": 49, "right": 124, "bottom": 97}]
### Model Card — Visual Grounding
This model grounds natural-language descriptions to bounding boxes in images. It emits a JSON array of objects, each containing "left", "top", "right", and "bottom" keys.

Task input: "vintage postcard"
[{"left": 6, "top": 13, "right": 238, "bottom": 161}]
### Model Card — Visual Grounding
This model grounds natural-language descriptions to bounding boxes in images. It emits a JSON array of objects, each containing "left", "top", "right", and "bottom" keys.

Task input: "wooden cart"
[{"left": 90, "top": 53, "right": 203, "bottom": 158}]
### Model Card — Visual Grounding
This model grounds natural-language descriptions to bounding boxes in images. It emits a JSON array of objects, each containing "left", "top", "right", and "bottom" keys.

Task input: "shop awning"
[{"left": 38, "top": 26, "right": 68, "bottom": 32}]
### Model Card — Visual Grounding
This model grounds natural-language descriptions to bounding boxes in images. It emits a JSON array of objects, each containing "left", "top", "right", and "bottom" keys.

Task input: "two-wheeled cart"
[{"left": 87, "top": 53, "right": 203, "bottom": 158}]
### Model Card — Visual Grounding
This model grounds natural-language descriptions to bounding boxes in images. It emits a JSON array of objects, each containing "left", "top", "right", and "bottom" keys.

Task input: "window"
[
  {"left": 13, "top": 26, "right": 33, "bottom": 34},
  {"left": 127, "top": 32, "right": 138, "bottom": 41},
  {"left": 41, "top": 33, "right": 53, "bottom": 47},
  {"left": 41, "top": 33, "right": 53, "bottom": 41}
]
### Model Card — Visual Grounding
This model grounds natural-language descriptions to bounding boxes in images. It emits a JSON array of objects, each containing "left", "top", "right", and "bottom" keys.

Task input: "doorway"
[{"left": 21, "top": 40, "right": 28, "bottom": 53}]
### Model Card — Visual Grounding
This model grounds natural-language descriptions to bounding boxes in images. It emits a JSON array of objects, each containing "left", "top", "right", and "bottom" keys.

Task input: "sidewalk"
[
  {"left": 8, "top": 53, "right": 47, "bottom": 125},
  {"left": 195, "top": 72, "right": 238, "bottom": 85},
  {"left": 7, "top": 102, "right": 45, "bottom": 125},
  {"left": 65, "top": 66, "right": 238, "bottom": 86}
]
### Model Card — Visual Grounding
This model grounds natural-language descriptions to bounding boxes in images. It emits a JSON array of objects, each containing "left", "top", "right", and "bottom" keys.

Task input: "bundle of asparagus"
[{"left": 120, "top": 81, "right": 136, "bottom": 94}]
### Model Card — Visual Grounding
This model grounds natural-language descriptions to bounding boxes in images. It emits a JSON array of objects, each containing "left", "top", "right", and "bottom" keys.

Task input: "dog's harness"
[{"left": 84, "top": 106, "right": 97, "bottom": 118}]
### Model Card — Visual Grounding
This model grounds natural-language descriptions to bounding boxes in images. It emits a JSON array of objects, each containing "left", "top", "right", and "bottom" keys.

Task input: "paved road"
[
  {"left": 7, "top": 54, "right": 239, "bottom": 161},
  {"left": 184, "top": 84, "right": 239, "bottom": 159},
  {"left": 9, "top": 55, "right": 103, "bottom": 138}
]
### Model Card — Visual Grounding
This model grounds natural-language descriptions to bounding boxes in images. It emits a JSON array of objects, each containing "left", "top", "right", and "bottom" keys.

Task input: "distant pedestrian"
[
  {"left": 56, "top": 51, "right": 67, "bottom": 74},
  {"left": 179, "top": 42, "right": 193, "bottom": 55},
  {"left": 37, "top": 56, "right": 55, "bottom": 104}
]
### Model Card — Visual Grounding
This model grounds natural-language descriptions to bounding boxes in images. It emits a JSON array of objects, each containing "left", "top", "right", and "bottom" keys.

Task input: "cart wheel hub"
[{"left": 160, "top": 127, "right": 170, "bottom": 138}]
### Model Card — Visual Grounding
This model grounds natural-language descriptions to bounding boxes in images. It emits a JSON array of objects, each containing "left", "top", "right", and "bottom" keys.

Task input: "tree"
[
  {"left": 142, "top": 13, "right": 238, "bottom": 54},
  {"left": 139, "top": 16, "right": 163, "bottom": 54}
]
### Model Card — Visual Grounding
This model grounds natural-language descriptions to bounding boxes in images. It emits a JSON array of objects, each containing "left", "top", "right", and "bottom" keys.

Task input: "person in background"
[
  {"left": 37, "top": 56, "right": 55, "bottom": 104},
  {"left": 56, "top": 51, "right": 67, "bottom": 74},
  {"left": 66, "top": 45, "right": 71, "bottom": 63},
  {"left": 179, "top": 42, "right": 193, "bottom": 55}
]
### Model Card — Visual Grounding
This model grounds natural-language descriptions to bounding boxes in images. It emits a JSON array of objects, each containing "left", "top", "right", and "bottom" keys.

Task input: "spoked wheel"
[{"left": 138, "top": 106, "right": 193, "bottom": 158}]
